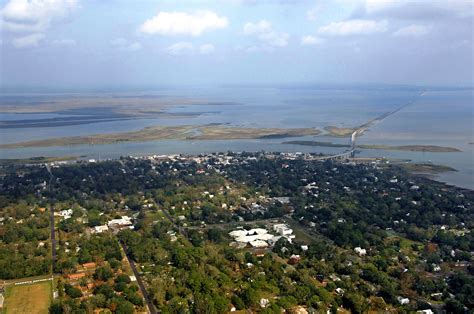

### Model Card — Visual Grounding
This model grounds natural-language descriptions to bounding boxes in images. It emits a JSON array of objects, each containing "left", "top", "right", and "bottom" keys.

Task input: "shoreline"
[
  {"left": 282, "top": 140, "right": 461, "bottom": 153},
  {"left": 0, "top": 125, "right": 320, "bottom": 149},
  {"left": 1, "top": 152, "right": 468, "bottom": 192}
]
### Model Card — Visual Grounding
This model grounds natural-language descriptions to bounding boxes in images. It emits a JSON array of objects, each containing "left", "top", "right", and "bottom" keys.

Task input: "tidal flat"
[{"left": 0, "top": 125, "right": 320, "bottom": 148}]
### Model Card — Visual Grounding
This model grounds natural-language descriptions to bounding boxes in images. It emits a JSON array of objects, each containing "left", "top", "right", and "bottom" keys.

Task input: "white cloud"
[
  {"left": 393, "top": 24, "right": 430, "bottom": 37},
  {"left": 139, "top": 10, "right": 228, "bottom": 36},
  {"left": 199, "top": 43, "right": 215, "bottom": 54},
  {"left": 243, "top": 20, "right": 289, "bottom": 49},
  {"left": 318, "top": 19, "right": 388, "bottom": 36},
  {"left": 12, "top": 32, "right": 44, "bottom": 48},
  {"left": 51, "top": 38, "right": 76, "bottom": 46},
  {"left": 1, "top": 0, "right": 78, "bottom": 33},
  {"left": 110, "top": 38, "right": 142, "bottom": 52},
  {"left": 243, "top": 20, "right": 272, "bottom": 35},
  {"left": 301, "top": 35, "right": 323, "bottom": 46},
  {"left": 165, "top": 42, "right": 194, "bottom": 55}
]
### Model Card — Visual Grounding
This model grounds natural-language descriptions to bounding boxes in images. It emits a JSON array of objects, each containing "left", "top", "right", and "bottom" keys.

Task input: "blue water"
[{"left": 0, "top": 87, "right": 472, "bottom": 189}]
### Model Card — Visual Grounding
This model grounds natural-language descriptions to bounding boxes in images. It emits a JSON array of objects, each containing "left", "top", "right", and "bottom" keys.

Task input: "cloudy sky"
[{"left": 0, "top": 0, "right": 472, "bottom": 88}]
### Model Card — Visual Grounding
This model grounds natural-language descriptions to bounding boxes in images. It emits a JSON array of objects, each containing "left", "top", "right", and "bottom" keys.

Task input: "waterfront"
[{"left": 1, "top": 86, "right": 472, "bottom": 189}]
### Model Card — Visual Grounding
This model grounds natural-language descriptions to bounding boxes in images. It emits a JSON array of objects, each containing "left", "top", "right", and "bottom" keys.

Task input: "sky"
[{"left": 0, "top": 0, "right": 473, "bottom": 89}]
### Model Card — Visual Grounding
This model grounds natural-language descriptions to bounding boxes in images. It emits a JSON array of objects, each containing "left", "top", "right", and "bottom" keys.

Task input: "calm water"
[{"left": 1, "top": 87, "right": 472, "bottom": 189}]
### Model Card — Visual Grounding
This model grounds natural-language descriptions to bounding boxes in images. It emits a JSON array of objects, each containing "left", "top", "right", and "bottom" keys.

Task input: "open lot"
[{"left": 3, "top": 281, "right": 52, "bottom": 314}]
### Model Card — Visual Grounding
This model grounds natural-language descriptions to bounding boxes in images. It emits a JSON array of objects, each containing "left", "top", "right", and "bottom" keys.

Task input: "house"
[
  {"left": 273, "top": 197, "right": 290, "bottom": 204},
  {"left": 273, "top": 224, "right": 293, "bottom": 236},
  {"left": 108, "top": 216, "right": 132, "bottom": 228},
  {"left": 260, "top": 298, "right": 270, "bottom": 308},
  {"left": 67, "top": 273, "right": 86, "bottom": 280},
  {"left": 92, "top": 225, "right": 108, "bottom": 234},
  {"left": 288, "top": 254, "right": 301, "bottom": 265},
  {"left": 397, "top": 297, "right": 410, "bottom": 305},
  {"left": 58, "top": 209, "right": 73, "bottom": 219},
  {"left": 354, "top": 247, "right": 367, "bottom": 256},
  {"left": 82, "top": 262, "right": 96, "bottom": 269},
  {"left": 329, "top": 274, "right": 341, "bottom": 282}
]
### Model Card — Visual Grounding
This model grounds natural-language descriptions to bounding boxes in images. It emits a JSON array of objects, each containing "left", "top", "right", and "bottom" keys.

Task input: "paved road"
[
  {"left": 46, "top": 165, "right": 57, "bottom": 273},
  {"left": 160, "top": 208, "right": 188, "bottom": 238},
  {"left": 119, "top": 241, "right": 157, "bottom": 314}
]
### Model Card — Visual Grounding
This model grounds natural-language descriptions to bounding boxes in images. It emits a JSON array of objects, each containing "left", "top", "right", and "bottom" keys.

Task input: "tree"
[
  {"left": 241, "top": 288, "right": 259, "bottom": 307},
  {"left": 207, "top": 228, "right": 223, "bottom": 243},
  {"left": 115, "top": 300, "right": 135, "bottom": 314},
  {"left": 94, "top": 266, "right": 113, "bottom": 281},
  {"left": 342, "top": 293, "right": 369, "bottom": 314},
  {"left": 64, "top": 284, "right": 83, "bottom": 298}
]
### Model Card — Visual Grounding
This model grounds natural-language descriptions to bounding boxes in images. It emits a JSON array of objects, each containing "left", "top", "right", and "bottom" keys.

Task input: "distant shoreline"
[
  {"left": 0, "top": 125, "right": 320, "bottom": 149},
  {"left": 283, "top": 140, "right": 462, "bottom": 153}
]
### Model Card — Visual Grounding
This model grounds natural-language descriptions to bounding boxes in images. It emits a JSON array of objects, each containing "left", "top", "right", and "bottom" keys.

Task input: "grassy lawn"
[{"left": 3, "top": 281, "right": 52, "bottom": 314}]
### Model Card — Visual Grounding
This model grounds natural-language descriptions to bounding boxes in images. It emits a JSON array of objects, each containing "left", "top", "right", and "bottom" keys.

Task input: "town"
[{"left": 0, "top": 151, "right": 472, "bottom": 313}]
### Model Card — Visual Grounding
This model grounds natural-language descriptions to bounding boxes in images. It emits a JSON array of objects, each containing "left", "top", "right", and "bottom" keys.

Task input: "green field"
[{"left": 3, "top": 281, "right": 52, "bottom": 314}]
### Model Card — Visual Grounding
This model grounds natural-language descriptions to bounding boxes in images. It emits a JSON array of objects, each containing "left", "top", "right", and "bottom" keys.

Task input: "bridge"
[
  {"left": 304, "top": 92, "right": 424, "bottom": 162},
  {"left": 309, "top": 130, "right": 358, "bottom": 161},
  {"left": 309, "top": 149, "right": 354, "bottom": 161}
]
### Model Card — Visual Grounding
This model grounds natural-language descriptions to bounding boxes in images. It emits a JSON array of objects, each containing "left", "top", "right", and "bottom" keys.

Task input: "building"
[
  {"left": 397, "top": 297, "right": 410, "bottom": 305},
  {"left": 82, "top": 262, "right": 96, "bottom": 269},
  {"left": 229, "top": 224, "right": 295, "bottom": 248},
  {"left": 354, "top": 247, "right": 367, "bottom": 256},
  {"left": 273, "top": 224, "right": 293, "bottom": 236},
  {"left": 108, "top": 216, "right": 132, "bottom": 228},
  {"left": 417, "top": 310, "right": 434, "bottom": 314},
  {"left": 288, "top": 254, "right": 301, "bottom": 265},
  {"left": 58, "top": 209, "right": 73, "bottom": 219},
  {"left": 92, "top": 225, "right": 109, "bottom": 234},
  {"left": 250, "top": 240, "right": 269, "bottom": 248},
  {"left": 67, "top": 273, "right": 86, "bottom": 280}
]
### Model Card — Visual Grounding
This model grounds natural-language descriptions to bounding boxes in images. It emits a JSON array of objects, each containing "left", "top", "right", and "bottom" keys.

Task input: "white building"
[
  {"left": 108, "top": 216, "right": 132, "bottom": 227},
  {"left": 229, "top": 230, "right": 248, "bottom": 238},
  {"left": 92, "top": 225, "right": 109, "bottom": 234},
  {"left": 273, "top": 224, "right": 293, "bottom": 236},
  {"left": 247, "top": 228, "right": 267, "bottom": 235},
  {"left": 58, "top": 209, "right": 73, "bottom": 219},
  {"left": 260, "top": 298, "right": 269, "bottom": 308},
  {"left": 397, "top": 297, "right": 410, "bottom": 305},
  {"left": 250, "top": 240, "right": 268, "bottom": 248},
  {"left": 354, "top": 247, "right": 367, "bottom": 256},
  {"left": 417, "top": 310, "right": 433, "bottom": 314}
]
